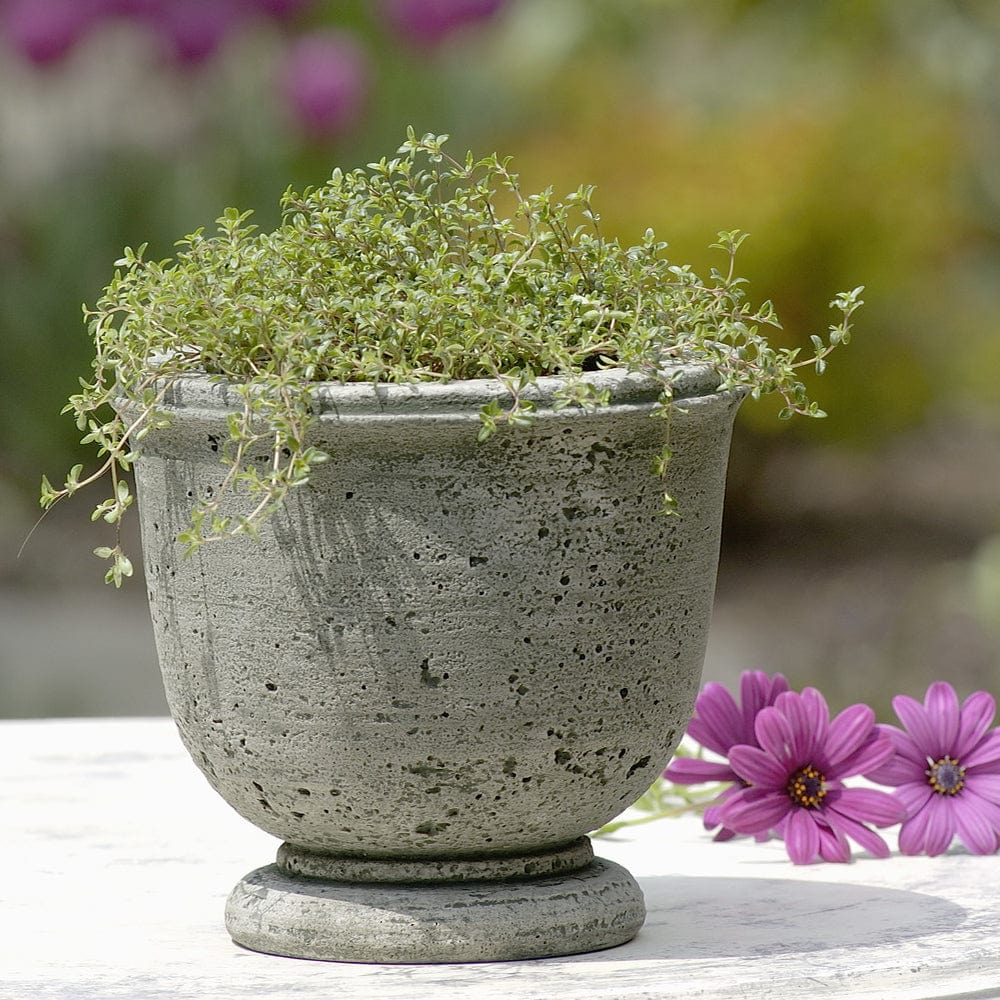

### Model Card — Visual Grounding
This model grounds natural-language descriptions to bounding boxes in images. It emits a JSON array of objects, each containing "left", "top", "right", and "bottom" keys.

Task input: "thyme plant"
[{"left": 44, "top": 129, "right": 862, "bottom": 585}]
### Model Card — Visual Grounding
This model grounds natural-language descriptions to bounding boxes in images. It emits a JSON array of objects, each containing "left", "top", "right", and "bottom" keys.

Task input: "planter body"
[{"left": 131, "top": 367, "right": 743, "bottom": 962}]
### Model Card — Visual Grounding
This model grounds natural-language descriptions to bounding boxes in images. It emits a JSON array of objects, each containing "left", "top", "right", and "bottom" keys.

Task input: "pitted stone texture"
[
  {"left": 276, "top": 837, "right": 593, "bottom": 883},
  {"left": 225, "top": 855, "right": 645, "bottom": 963},
  {"left": 130, "top": 368, "right": 742, "bottom": 859}
]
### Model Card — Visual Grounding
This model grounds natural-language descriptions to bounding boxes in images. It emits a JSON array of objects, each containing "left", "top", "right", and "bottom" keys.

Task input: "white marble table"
[{"left": 2, "top": 717, "right": 999, "bottom": 1000}]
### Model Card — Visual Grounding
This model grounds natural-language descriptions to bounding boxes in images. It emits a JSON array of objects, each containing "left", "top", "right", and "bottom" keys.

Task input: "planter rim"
[{"left": 150, "top": 363, "right": 744, "bottom": 423}]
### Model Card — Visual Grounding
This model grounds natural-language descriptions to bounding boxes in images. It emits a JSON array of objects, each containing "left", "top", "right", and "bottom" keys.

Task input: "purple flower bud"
[
  {"left": 1, "top": 0, "right": 98, "bottom": 66},
  {"left": 280, "top": 30, "right": 368, "bottom": 140},
  {"left": 381, "top": 0, "right": 506, "bottom": 48}
]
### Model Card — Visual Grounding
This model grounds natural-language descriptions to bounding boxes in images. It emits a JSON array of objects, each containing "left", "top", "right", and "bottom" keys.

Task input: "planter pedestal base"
[{"left": 224, "top": 838, "right": 645, "bottom": 963}]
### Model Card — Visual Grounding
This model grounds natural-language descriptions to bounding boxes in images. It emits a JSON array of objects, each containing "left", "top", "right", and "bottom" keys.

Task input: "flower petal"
[
  {"left": 777, "top": 687, "right": 829, "bottom": 754},
  {"left": 737, "top": 671, "right": 788, "bottom": 738},
  {"left": 894, "top": 781, "right": 934, "bottom": 820},
  {"left": 955, "top": 690, "right": 996, "bottom": 759},
  {"left": 892, "top": 694, "right": 938, "bottom": 758},
  {"left": 702, "top": 787, "right": 742, "bottom": 836},
  {"left": 816, "top": 822, "right": 851, "bottom": 862},
  {"left": 719, "top": 787, "right": 790, "bottom": 835},
  {"left": 965, "top": 772, "right": 1000, "bottom": 804},
  {"left": 769, "top": 672, "right": 791, "bottom": 700},
  {"left": 863, "top": 725, "right": 926, "bottom": 786},
  {"left": 921, "top": 796, "right": 957, "bottom": 855},
  {"left": 879, "top": 723, "right": 928, "bottom": 767},
  {"left": 664, "top": 757, "right": 736, "bottom": 785},
  {"left": 961, "top": 755, "right": 1000, "bottom": 775},
  {"left": 728, "top": 744, "right": 788, "bottom": 788},
  {"left": 963, "top": 731, "right": 1000, "bottom": 770},
  {"left": 899, "top": 794, "right": 955, "bottom": 856},
  {"left": 739, "top": 671, "right": 769, "bottom": 733},
  {"left": 835, "top": 733, "right": 895, "bottom": 779},
  {"left": 865, "top": 752, "right": 925, "bottom": 786},
  {"left": 825, "top": 809, "right": 892, "bottom": 859},
  {"left": 754, "top": 706, "right": 802, "bottom": 767},
  {"left": 951, "top": 794, "right": 1000, "bottom": 855},
  {"left": 771, "top": 691, "right": 815, "bottom": 762},
  {"left": 825, "top": 703, "right": 876, "bottom": 769},
  {"left": 784, "top": 808, "right": 820, "bottom": 865},
  {"left": 828, "top": 786, "right": 906, "bottom": 827},
  {"left": 924, "top": 681, "right": 960, "bottom": 757},
  {"left": 687, "top": 682, "right": 744, "bottom": 755}
]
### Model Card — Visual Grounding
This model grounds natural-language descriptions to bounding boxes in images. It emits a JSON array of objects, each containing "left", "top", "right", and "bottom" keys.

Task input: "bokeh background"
[{"left": 1, "top": 0, "right": 998, "bottom": 719}]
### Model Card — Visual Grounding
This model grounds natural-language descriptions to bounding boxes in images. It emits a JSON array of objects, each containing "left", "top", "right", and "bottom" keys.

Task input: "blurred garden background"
[{"left": 1, "top": 0, "right": 999, "bottom": 719}]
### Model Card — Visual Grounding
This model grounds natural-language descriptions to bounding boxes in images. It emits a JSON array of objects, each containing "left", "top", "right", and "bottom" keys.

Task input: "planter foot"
[{"left": 225, "top": 851, "right": 645, "bottom": 963}]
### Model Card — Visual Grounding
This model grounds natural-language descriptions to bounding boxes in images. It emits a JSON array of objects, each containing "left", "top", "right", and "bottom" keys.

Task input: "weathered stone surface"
[
  {"left": 127, "top": 366, "right": 743, "bottom": 960},
  {"left": 225, "top": 856, "right": 645, "bottom": 963},
  {"left": 276, "top": 836, "right": 594, "bottom": 882}
]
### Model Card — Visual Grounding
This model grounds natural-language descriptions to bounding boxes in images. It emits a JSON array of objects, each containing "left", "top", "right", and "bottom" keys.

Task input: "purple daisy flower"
[
  {"left": 665, "top": 670, "right": 789, "bottom": 840},
  {"left": 718, "top": 687, "right": 905, "bottom": 864},
  {"left": 865, "top": 681, "right": 1000, "bottom": 856}
]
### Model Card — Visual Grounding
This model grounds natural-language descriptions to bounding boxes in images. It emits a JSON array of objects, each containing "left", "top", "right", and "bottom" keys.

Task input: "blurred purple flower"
[
  {"left": 719, "top": 687, "right": 904, "bottom": 863},
  {"left": 280, "top": 30, "right": 368, "bottom": 140},
  {"left": 252, "top": 0, "right": 315, "bottom": 19},
  {"left": 1, "top": 0, "right": 100, "bottom": 66},
  {"left": 382, "top": 0, "right": 506, "bottom": 48},
  {"left": 865, "top": 681, "right": 1000, "bottom": 856},
  {"left": 146, "top": 0, "right": 244, "bottom": 66},
  {"left": 665, "top": 671, "right": 789, "bottom": 841},
  {"left": 93, "top": 0, "right": 162, "bottom": 16}
]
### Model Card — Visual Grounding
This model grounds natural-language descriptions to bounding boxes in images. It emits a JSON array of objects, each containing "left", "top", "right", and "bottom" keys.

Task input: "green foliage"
[{"left": 46, "top": 130, "right": 861, "bottom": 580}]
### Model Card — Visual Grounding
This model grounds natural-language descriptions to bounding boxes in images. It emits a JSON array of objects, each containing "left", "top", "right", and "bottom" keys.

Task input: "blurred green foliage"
[
  {"left": 485, "top": 0, "right": 1000, "bottom": 446},
  {"left": 3, "top": 0, "right": 999, "bottom": 504}
]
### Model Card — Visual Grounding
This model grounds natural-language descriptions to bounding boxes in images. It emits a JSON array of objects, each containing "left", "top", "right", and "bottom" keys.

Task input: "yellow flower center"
[{"left": 787, "top": 764, "right": 827, "bottom": 809}]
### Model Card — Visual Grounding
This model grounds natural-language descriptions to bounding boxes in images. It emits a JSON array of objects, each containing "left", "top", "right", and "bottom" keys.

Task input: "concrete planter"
[{"left": 130, "top": 366, "right": 744, "bottom": 963}]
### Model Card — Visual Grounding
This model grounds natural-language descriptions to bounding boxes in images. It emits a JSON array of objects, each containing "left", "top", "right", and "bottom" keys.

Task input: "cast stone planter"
[{"left": 128, "top": 365, "right": 743, "bottom": 963}]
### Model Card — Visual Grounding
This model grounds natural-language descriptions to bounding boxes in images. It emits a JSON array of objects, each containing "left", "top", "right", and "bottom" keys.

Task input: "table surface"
[{"left": 3, "top": 717, "right": 999, "bottom": 1000}]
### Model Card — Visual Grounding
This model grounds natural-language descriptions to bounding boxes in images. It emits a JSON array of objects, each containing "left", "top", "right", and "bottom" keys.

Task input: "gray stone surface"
[
  {"left": 130, "top": 369, "right": 741, "bottom": 858},
  {"left": 226, "top": 856, "right": 645, "bottom": 963},
  {"left": 276, "top": 835, "right": 594, "bottom": 881},
  {"left": 7, "top": 411, "right": 999, "bottom": 725},
  {"left": 121, "top": 367, "right": 741, "bottom": 962},
  {"left": 241, "top": 837, "right": 641, "bottom": 964}
]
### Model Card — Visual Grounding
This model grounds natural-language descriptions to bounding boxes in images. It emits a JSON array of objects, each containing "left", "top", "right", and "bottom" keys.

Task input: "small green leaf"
[
  {"left": 65, "top": 464, "right": 84, "bottom": 490},
  {"left": 39, "top": 475, "right": 58, "bottom": 508}
]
